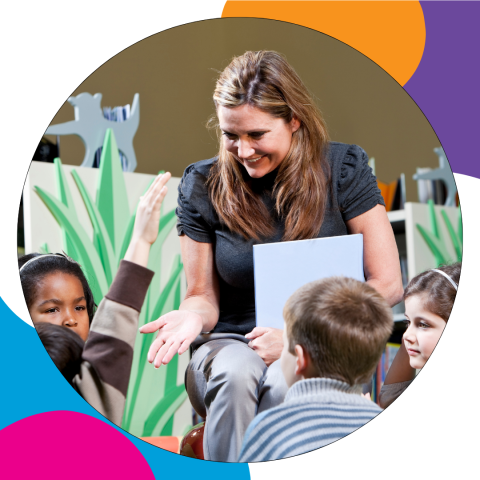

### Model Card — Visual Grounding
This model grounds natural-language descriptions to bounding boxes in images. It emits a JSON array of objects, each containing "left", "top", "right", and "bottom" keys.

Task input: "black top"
[{"left": 176, "top": 142, "right": 385, "bottom": 335}]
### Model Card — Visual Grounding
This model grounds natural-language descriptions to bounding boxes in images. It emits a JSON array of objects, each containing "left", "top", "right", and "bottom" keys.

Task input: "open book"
[{"left": 253, "top": 234, "right": 364, "bottom": 329}]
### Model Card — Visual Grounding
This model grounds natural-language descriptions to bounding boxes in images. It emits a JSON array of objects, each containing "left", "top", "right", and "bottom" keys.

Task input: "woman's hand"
[
  {"left": 139, "top": 309, "right": 203, "bottom": 368},
  {"left": 245, "top": 327, "right": 284, "bottom": 366},
  {"left": 124, "top": 172, "right": 171, "bottom": 267}
]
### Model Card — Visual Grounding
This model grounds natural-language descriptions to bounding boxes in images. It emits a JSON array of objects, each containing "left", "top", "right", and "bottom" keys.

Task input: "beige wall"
[{"left": 45, "top": 18, "right": 443, "bottom": 202}]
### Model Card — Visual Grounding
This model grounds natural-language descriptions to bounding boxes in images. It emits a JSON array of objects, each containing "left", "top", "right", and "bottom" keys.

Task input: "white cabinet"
[{"left": 387, "top": 202, "right": 460, "bottom": 325}]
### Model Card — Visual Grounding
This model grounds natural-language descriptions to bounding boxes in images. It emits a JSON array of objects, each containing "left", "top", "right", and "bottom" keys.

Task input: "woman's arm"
[
  {"left": 346, "top": 204, "right": 403, "bottom": 307},
  {"left": 178, "top": 234, "right": 220, "bottom": 332},
  {"left": 140, "top": 235, "right": 220, "bottom": 367}
]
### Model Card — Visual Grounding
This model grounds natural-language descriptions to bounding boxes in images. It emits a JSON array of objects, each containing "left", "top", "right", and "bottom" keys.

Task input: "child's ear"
[{"left": 294, "top": 344, "right": 308, "bottom": 376}]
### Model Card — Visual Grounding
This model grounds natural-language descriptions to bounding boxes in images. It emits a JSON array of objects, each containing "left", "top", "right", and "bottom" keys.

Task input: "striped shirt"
[{"left": 238, "top": 377, "right": 382, "bottom": 462}]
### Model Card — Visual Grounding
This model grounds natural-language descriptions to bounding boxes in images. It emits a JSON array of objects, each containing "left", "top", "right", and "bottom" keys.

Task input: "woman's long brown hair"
[{"left": 207, "top": 50, "right": 330, "bottom": 241}]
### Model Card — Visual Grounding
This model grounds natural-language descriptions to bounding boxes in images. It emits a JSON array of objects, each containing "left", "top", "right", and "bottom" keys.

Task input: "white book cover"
[{"left": 253, "top": 234, "right": 364, "bottom": 329}]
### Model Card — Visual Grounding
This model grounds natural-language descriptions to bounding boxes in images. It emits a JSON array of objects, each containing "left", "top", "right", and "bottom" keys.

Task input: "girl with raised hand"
[{"left": 19, "top": 172, "right": 171, "bottom": 425}]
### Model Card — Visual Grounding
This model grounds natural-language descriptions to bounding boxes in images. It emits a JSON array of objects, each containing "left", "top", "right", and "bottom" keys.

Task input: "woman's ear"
[
  {"left": 290, "top": 116, "right": 301, "bottom": 134},
  {"left": 294, "top": 344, "right": 308, "bottom": 377}
]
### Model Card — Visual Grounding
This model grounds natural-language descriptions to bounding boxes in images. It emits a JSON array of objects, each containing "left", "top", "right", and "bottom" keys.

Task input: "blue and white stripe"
[{"left": 238, "top": 378, "right": 382, "bottom": 462}]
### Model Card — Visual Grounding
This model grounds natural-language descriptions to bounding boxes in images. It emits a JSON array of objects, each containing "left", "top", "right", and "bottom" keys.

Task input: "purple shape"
[{"left": 405, "top": 2, "right": 480, "bottom": 179}]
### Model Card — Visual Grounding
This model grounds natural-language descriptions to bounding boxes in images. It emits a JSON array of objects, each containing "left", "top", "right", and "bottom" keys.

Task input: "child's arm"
[
  {"left": 124, "top": 172, "right": 171, "bottom": 267},
  {"left": 378, "top": 342, "right": 416, "bottom": 409},
  {"left": 74, "top": 261, "right": 154, "bottom": 425},
  {"left": 73, "top": 173, "right": 171, "bottom": 425}
]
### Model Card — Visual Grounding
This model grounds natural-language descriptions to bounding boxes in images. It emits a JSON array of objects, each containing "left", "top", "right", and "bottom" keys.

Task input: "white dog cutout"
[{"left": 46, "top": 92, "right": 140, "bottom": 172}]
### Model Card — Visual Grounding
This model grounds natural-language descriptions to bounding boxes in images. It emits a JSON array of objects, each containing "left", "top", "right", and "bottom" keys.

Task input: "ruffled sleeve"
[
  {"left": 176, "top": 162, "right": 214, "bottom": 243},
  {"left": 337, "top": 144, "right": 385, "bottom": 222}
]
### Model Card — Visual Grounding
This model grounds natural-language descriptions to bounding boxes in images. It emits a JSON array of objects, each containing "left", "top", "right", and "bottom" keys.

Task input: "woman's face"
[
  {"left": 403, "top": 294, "right": 447, "bottom": 369},
  {"left": 29, "top": 272, "right": 90, "bottom": 341},
  {"left": 217, "top": 104, "right": 300, "bottom": 179}
]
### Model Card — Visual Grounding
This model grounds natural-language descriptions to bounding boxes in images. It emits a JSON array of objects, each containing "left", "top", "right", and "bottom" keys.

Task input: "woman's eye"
[
  {"left": 403, "top": 319, "right": 410, "bottom": 327},
  {"left": 75, "top": 306, "right": 86, "bottom": 311},
  {"left": 419, "top": 322, "right": 430, "bottom": 329},
  {"left": 222, "top": 132, "right": 237, "bottom": 140},
  {"left": 249, "top": 132, "right": 265, "bottom": 139}
]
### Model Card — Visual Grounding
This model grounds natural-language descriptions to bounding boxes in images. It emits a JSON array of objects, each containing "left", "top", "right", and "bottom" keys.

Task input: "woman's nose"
[{"left": 237, "top": 139, "right": 255, "bottom": 159}]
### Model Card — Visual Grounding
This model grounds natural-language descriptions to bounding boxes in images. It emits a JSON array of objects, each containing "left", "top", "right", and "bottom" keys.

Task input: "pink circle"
[{"left": 0, "top": 411, "right": 155, "bottom": 479}]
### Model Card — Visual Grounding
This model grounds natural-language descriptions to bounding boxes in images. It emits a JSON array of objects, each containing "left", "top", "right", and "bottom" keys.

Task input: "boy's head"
[
  {"left": 281, "top": 277, "right": 393, "bottom": 387},
  {"left": 36, "top": 323, "right": 85, "bottom": 385}
]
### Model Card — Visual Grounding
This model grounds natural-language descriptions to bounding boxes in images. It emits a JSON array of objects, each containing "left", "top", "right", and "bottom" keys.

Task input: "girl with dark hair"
[
  {"left": 379, "top": 262, "right": 461, "bottom": 408},
  {"left": 19, "top": 172, "right": 171, "bottom": 425},
  {"left": 35, "top": 322, "right": 85, "bottom": 385},
  {"left": 141, "top": 50, "right": 403, "bottom": 461},
  {"left": 19, "top": 252, "right": 96, "bottom": 341}
]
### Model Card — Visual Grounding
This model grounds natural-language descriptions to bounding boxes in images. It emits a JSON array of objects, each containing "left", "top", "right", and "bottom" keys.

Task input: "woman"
[{"left": 140, "top": 51, "right": 403, "bottom": 461}]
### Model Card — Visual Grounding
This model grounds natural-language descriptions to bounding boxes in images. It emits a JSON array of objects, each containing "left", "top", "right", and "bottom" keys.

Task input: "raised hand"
[
  {"left": 245, "top": 326, "right": 284, "bottom": 366},
  {"left": 139, "top": 309, "right": 204, "bottom": 368},
  {"left": 124, "top": 172, "right": 171, "bottom": 267},
  {"left": 133, "top": 172, "right": 171, "bottom": 246}
]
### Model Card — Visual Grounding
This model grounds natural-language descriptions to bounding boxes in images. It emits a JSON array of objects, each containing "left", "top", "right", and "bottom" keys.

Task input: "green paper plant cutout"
[
  {"left": 34, "top": 128, "right": 189, "bottom": 437},
  {"left": 416, "top": 199, "right": 463, "bottom": 267}
]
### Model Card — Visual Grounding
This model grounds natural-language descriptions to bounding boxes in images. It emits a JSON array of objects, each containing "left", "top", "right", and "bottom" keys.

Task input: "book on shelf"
[
  {"left": 93, "top": 103, "right": 132, "bottom": 170},
  {"left": 416, "top": 167, "right": 447, "bottom": 205},
  {"left": 377, "top": 174, "right": 406, "bottom": 211},
  {"left": 372, "top": 342, "right": 402, "bottom": 404},
  {"left": 400, "top": 255, "right": 408, "bottom": 287}
]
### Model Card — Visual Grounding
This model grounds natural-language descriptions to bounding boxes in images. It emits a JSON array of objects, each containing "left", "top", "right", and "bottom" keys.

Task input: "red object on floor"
[
  {"left": 180, "top": 422, "right": 205, "bottom": 459},
  {"left": 140, "top": 436, "right": 180, "bottom": 453}
]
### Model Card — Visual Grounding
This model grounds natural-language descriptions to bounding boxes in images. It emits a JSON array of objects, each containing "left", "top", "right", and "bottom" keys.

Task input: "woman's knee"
[
  {"left": 185, "top": 340, "right": 266, "bottom": 415},
  {"left": 185, "top": 370, "right": 208, "bottom": 418},
  {"left": 208, "top": 343, "right": 266, "bottom": 394}
]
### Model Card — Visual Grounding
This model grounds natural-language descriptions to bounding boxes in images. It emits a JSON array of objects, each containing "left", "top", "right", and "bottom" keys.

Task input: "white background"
[{"left": 1, "top": 2, "right": 478, "bottom": 478}]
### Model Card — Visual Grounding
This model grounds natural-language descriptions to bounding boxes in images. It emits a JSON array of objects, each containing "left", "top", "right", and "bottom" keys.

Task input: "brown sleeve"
[
  {"left": 378, "top": 380, "right": 413, "bottom": 408},
  {"left": 74, "top": 261, "right": 154, "bottom": 426},
  {"left": 75, "top": 300, "right": 141, "bottom": 425},
  {"left": 73, "top": 360, "right": 126, "bottom": 427},
  {"left": 105, "top": 259, "right": 154, "bottom": 312}
]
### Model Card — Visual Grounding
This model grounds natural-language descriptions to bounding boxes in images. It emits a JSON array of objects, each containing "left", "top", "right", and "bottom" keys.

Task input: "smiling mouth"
[{"left": 244, "top": 155, "right": 265, "bottom": 163}]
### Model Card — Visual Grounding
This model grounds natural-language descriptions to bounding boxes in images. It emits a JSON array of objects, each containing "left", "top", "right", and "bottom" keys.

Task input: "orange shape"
[
  {"left": 377, "top": 179, "right": 398, "bottom": 212},
  {"left": 222, "top": 1, "right": 425, "bottom": 86},
  {"left": 140, "top": 436, "right": 181, "bottom": 453}
]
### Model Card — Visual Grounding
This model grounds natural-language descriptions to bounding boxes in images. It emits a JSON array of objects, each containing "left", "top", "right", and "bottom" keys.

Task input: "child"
[
  {"left": 36, "top": 322, "right": 85, "bottom": 385},
  {"left": 238, "top": 276, "right": 393, "bottom": 462},
  {"left": 19, "top": 172, "right": 171, "bottom": 425},
  {"left": 379, "top": 263, "right": 460, "bottom": 408}
]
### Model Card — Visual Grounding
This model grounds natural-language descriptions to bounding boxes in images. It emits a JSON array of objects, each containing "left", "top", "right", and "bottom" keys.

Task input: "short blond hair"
[{"left": 283, "top": 277, "right": 393, "bottom": 385}]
